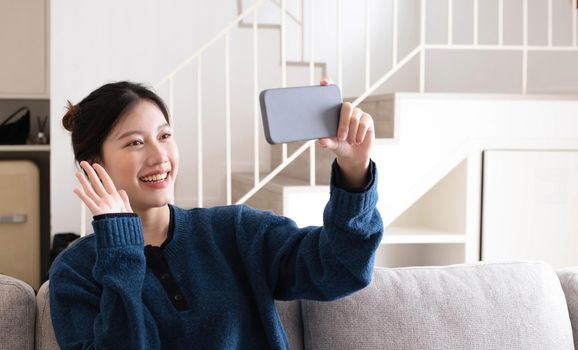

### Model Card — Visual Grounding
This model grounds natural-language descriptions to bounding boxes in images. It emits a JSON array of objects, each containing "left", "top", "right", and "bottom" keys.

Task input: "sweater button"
[
  {"left": 161, "top": 273, "right": 170, "bottom": 281},
  {"left": 173, "top": 294, "right": 183, "bottom": 302}
]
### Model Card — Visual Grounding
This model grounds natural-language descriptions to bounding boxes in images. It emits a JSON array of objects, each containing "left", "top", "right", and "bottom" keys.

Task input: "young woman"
[{"left": 49, "top": 80, "right": 383, "bottom": 349}]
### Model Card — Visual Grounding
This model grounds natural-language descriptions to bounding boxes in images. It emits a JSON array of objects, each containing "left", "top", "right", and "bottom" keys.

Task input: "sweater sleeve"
[
  {"left": 236, "top": 159, "right": 383, "bottom": 302},
  {"left": 49, "top": 214, "right": 161, "bottom": 350}
]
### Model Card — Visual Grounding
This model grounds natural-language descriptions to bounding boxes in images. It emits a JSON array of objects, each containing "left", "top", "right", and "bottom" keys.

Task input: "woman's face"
[{"left": 101, "top": 100, "right": 179, "bottom": 212}]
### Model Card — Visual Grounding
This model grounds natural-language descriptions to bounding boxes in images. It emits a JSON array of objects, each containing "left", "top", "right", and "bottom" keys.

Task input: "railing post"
[
  {"left": 337, "top": 0, "right": 343, "bottom": 89},
  {"left": 420, "top": 0, "right": 426, "bottom": 93},
  {"left": 168, "top": 76, "right": 176, "bottom": 206},
  {"left": 498, "top": 0, "right": 503, "bottom": 45},
  {"left": 548, "top": 0, "right": 553, "bottom": 47},
  {"left": 253, "top": 9, "right": 260, "bottom": 186},
  {"left": 570, "top": 1, "right": 578, "bottom": 47},
  {"left": 197, "top": 56, "right": 204, "bottom": 207},
  {"left": 309, "top": 0, "right": 316, "bottom": 186},
  {"left": 309, "top": 0, "right": 315, "bottom": 85},
  {"left": 281, "top": 0, "right": 287, "bottom": 87},
  {"left": 225, "top": 32, "right": 232, "bottom": 205},
  {"left": 281, "top": 0, "right": 287, "bottom": 162},
  {"left": 448, "top": 0, "right": 453, "bottom": 45},
  {"left": 473, "top": 0, "right": 478, "bottom": 45},
  {"left": 393, "top": 0, "right": 398, "bottom": 65},
  {"left": 365, "top": 0, "right": 371, "bottom": 90},
  {"left": 310, "top": 142, "right": 316, "bottom": 186},
  {"left": 522, "top": 0, "right": 528, "bottom": 94},
  {"left": 301, "top": 0, "right": 305, "bottom": 61}
]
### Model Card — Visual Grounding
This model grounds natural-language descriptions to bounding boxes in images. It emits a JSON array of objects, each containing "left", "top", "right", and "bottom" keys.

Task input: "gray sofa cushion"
[
  {"left": 558, "top": 267, "right": 578, "bottom": 350},
  {"left": 36, "top": 281, "right": 59, "bottom": 350},
  {"left": 275, "top": 300, "right": 304, "bottom": 350},
  {"left": 0, "top": 274, "right": 36, "bottom": 350},
  {"left": 301, "top": 261, "right": 574, "bottom": 350}
]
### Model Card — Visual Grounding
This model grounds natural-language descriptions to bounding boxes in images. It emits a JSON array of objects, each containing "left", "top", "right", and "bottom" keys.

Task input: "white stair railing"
[
  {"left": 234, "top": 0, "right": 421, "bottom": 204},
  {"left": 426, "top": 0, "right": 578, "bottom": 94},
  {"left": 156, "top": 0, "right": 578, "bottom": 208},
  {"left": 167, "top": 0, "right": 417, "bottom": 209}
]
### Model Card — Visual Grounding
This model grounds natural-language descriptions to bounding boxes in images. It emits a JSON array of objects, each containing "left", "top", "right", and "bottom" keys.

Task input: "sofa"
[{"left": 1, "top": 261, "right": 577, "bottom": 349}]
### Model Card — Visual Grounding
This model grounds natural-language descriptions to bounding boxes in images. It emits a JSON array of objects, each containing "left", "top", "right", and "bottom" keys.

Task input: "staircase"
[{"left": 154, "top": 0, "right": 578, "bottom": 267}]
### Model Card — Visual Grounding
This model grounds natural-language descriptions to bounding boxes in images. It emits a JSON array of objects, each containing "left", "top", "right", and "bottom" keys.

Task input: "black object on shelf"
[
  {"left": 35, "top": 115, "right": 48, "bottom": 145},
  {"left": 0, "top": 107, "right": 31, "bottom": 145}
]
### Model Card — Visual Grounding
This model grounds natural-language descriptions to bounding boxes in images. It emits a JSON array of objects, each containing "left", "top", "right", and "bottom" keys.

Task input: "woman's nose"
[{"left": 147, "top": 141, "right": 169, "bottom": 166}]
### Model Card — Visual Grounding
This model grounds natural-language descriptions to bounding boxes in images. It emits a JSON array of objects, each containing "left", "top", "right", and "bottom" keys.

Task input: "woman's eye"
[
  {"left": 161, "top": 133, "right": 172, "bottom": 140},
  {"left": 127, "top": 140, "right": 143, "bottom": 147}
]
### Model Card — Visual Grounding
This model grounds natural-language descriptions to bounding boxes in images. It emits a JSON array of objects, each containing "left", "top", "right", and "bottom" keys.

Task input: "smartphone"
[{"left": 259, "top": 85, "right": 342, "bottom": 144}]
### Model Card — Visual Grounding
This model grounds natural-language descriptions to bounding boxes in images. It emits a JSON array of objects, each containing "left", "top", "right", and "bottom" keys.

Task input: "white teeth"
[{"left": 140, "top": 172, "right": 168, "bottom": 183}]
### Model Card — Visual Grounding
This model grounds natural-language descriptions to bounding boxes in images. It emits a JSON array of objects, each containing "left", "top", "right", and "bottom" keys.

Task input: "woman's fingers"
[
  {"left": 338, "top": 102, "right": 353, "bottom": 141},
  {"left": 79, "top": 161, "right": 108, "bottom": 196},
  {"left": 320, "top": 77, "right": 334, "bottom": 86},
  {"left": 92, "top": 163, "right": 117, "bottom": 194},
  {"left": 347, "top": 108, "right": 364, "bottom": 144},
  {"left": 118, "top": 190, "right": 132, "bottom": 213},
  {"left": 74, "top": 161, "right": 133, "bottom": 215},
  {"left": 355, "top": 113, "right": 374, "bottom": 144},
  {"left": 73, "top": 186, "right": 98, "bottom": 214},
  {"left": 75, "top": 171, "right": 100, "bottom": 203}
]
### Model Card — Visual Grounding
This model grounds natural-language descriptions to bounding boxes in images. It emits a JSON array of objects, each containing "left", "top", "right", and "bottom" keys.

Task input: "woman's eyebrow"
[
  {"left": 116, "top": 130, "right": 143, "bottom": 141},
  {"left": 115, "top": 123, "right": 170, "bottom": 140}
]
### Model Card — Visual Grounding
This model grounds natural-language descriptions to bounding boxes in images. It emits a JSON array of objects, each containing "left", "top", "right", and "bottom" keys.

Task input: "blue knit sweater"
[{"left": 49, "top": 161, "right": 383, "bottom": 349}]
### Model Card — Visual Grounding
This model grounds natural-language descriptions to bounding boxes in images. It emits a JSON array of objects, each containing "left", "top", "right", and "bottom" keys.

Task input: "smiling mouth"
[{"left": 139, "top": 172, "right": 169, "bottom": 183}]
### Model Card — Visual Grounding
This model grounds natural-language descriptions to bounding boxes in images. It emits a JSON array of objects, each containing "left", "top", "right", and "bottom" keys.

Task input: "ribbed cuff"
[
  {"left": 93, "top": 212, "right": 138, "bottom": 221},
  {"left": 329, "top": 160, "right": 378, "bottom": 214},
  {"left": 92, "top": 215, "right": 144, "bottom": 248}
]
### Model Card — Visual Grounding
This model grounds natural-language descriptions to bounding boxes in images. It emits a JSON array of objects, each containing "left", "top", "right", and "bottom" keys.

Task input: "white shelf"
[
  {"left": 382, "top": 226, "right": 466, "bottom": 245},
  {"left": 0, "top": 145, "right": 50, "bottom": 152}
]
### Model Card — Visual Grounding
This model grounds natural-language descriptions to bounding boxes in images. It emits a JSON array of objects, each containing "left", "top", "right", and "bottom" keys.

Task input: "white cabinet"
[
  {"left": 482, "top": 150, "right": 578, "bottom": 268},
  {"left": 0, "top": 0, "right": 49, "bottom": 98}
]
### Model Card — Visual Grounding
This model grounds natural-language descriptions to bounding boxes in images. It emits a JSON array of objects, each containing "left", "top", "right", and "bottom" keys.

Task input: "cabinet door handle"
[{"left": 0, "top": 214, "right": 27, "bottom": 224}]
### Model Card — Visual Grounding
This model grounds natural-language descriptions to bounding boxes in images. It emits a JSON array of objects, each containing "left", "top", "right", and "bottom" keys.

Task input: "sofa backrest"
[
  {"left": 35, "top": 281, "right": 58, "bottom": 350},
  {"left": 0, "top": 273, "right": 36, "bottom": 350},
  {"left": 5, "top": 261, "right": 577, "bottom": 349},
  {"left": 558, "top": 267, "right": 578, "bottom": 349},
  {"left": 299, "top": 261, "right": 575, "bottom": 350}
]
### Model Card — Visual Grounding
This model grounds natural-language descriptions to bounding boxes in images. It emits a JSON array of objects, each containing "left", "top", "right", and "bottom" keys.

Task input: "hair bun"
[{"left": 62, "top": 100, "right": 79, "bottom": 132}]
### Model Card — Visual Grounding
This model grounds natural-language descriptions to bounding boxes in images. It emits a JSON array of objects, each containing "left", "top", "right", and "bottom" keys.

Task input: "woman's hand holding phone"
[
  {"left": 73, "top": 161, "right": 133, "bottom": 216},
  {"left": 318, "top": 78, "right": 374, "bottom": 190}
]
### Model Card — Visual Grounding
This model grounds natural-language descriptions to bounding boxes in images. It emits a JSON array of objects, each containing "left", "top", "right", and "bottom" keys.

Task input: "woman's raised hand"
[
  {"left": 73, "top": 161, "right": 133, "bottom": 216},
  {"left": 318, "top": 78, "right": 374, "bottom": 189}
]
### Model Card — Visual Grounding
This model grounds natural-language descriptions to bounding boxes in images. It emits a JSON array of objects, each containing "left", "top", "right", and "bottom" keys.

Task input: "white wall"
[{"left": 50, "top": 0, "right": 237, "bottom": 235}]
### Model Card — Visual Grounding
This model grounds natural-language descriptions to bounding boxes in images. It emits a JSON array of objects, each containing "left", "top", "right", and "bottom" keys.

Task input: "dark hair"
[{"left": 62, "top": 81, "right": 170, "bottom": 163}]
